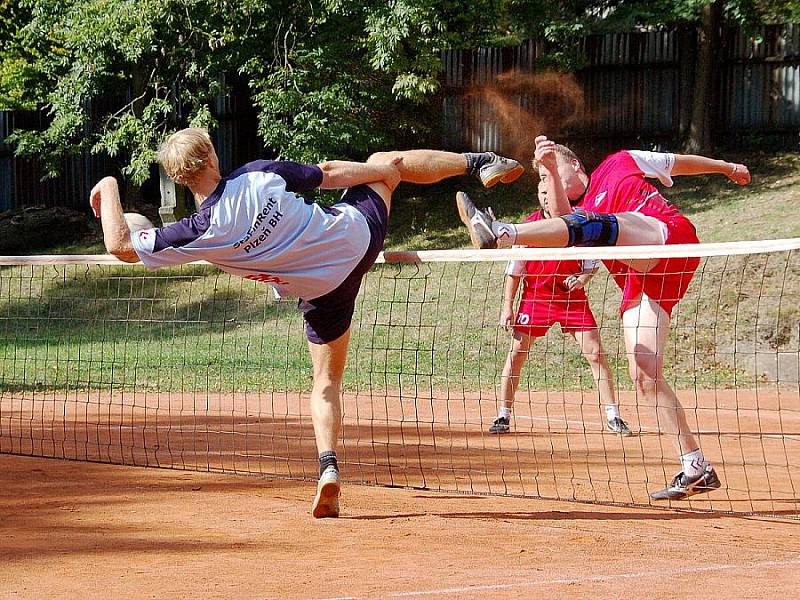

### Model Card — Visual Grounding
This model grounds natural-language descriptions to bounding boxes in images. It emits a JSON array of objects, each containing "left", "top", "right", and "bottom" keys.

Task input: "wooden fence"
[
  {"left": 442, "top": 23, "right": 800, "bottom": 155},
  {"left": 1, "top": 24, "right": 798, "bottom": 212}
]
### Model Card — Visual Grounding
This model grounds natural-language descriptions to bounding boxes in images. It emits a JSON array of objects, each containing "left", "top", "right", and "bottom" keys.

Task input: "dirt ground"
[{"left": 1, "top": 454, "right": 799, "bottom": 600}]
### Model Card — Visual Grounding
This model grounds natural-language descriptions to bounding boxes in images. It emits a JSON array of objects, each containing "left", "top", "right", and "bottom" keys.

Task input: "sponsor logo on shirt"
[
  {"left": 138, "top": 231, "right": 150, "bottom": 240},
  {"left": 587, "top": 191, "right": 607, "bottom": 208},
  {"left": 233, "top": 197, "right": 282, "bottom": 251},
  {"left": 245, "top": 272, "right": 289, "bottom": 285}
]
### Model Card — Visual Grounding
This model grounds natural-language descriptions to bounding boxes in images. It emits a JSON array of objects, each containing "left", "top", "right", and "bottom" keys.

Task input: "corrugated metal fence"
[{"left": 442, "top": 24, "right": 800, "bottom": 154}]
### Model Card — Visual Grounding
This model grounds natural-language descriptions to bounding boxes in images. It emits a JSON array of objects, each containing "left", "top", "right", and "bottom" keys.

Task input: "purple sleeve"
[
  {"left": 153, "top": 211, "right": 212, "bottom": 252},
  {"left": 232, "top": 160, "right": 323, "bottom": 193}
]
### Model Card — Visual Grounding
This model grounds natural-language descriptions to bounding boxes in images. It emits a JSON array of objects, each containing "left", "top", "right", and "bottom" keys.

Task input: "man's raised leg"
[{"left": 368, "top": 150, "right": 523, "bottom": 188}]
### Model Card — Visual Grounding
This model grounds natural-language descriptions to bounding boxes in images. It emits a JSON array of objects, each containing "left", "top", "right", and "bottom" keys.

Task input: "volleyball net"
[{"left": 1, "top": 239, "right": 798, "bottom": 517}]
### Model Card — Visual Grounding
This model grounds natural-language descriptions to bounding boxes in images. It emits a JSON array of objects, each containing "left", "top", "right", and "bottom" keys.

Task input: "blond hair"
[
  {"left": 157, "top": 128, "right": 214, "bottom": 186},
  {"left": 531, "top": 144, "right": 583, "bottom": 174}
]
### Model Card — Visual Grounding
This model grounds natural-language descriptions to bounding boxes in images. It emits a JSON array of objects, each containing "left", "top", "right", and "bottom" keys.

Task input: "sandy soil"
[{"left": 1, "top": 454, "right": 799, "bottom": 600}]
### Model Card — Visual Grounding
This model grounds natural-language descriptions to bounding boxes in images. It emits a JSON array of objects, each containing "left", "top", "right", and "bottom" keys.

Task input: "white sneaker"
[
  {"left": 478, "top": 152, "right": 524, "bottom": 188},
  {"left": 312, "top": 466, "right": 341, "bottom": 518},
  {"left": 456, "top": 191, "right": 498, "bottom": 249}
]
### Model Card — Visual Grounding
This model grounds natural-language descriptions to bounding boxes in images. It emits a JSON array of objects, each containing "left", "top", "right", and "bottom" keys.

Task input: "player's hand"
[
  {"left": 384, "top": 157, "right": 403, "bottom": 189},
  {"left": 534, "top": 135, "right": 558, "bottom": 172},
  {"left": 726, "top": 163, "right": 751, "bottom": 185},
  {"left": 564, "top": 273, "right": 590, "bottom": 291},
  {"left": 89, "top": 177, "right": 116, "bottom": 218},
  {"left": 499, "top": 306, "right": 514, "bottom": 332}
]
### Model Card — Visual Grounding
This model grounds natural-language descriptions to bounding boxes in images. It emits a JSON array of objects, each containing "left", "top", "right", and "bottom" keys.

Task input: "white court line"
[
  {"left": 513, "top": 415, "right": 799, "bottom": 439},
  {"left": 317, "top": 556, "right": 800, "bottom": 599}
]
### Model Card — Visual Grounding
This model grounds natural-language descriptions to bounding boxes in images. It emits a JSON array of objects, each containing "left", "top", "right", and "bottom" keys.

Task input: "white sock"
[
  {"left": 492, "top": 222, "right": 517, "bottom": 248},
  {"left": 605, "top": 405, "right": 620, "bottom": 421},
  {"left": 498, "top": 406, "right": 511, "bottom": 419},
  {"left": 680, "top": 449, "right": 708, "bottom": 477}
]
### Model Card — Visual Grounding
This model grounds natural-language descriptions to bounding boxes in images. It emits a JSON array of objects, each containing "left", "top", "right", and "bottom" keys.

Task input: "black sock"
[
  {"left": 319, "top": 450, "right": 338, "bottom": 476},
  {"left": 463, "top": 152, "right": 493, "bottom": 175}
]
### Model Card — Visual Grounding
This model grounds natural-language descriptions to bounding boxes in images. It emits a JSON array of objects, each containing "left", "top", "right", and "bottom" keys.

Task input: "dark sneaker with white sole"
[
  {"left": 606, "top": 417, "right": 633, "bottom": 436},
  {"left": 312, "top": 465, "right": 341, "bottom": 518},
  {"left": 488, "top": 416, "right": 510, "bottom": 434},
  {"left": 478, "top": 153, "right": 524, "bottom": 188},
  {"left": 650, "top": 465, "right": 721, "bottom": 501},
  {"left": 456, "top": 191, "right": 498, "bottom": 249}
]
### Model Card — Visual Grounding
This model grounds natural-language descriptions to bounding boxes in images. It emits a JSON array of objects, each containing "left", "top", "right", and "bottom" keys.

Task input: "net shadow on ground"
[{"left": 2, "top": 389, "right": 798, "bottom": 518}]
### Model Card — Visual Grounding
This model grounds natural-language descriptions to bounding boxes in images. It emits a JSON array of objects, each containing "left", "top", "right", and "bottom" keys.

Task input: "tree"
[
  {"left": 0, "top": 0, "right": 505, "bottom": 186},
  {"left": 504, "top": 0, "right": 799, "bottom": 152}
]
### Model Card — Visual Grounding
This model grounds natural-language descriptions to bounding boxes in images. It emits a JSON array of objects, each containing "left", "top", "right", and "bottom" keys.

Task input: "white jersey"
[{"left": 131, "top": 160, "right": 371, "bottom": 300}]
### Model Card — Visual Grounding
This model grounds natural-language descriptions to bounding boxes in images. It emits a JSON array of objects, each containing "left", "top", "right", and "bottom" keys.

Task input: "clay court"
[
  {"left": 1, "top": 386, "right": 799, "bottom": 598},
  {"left": 2, "top": 454, "right": 799, "bottom": 599}
]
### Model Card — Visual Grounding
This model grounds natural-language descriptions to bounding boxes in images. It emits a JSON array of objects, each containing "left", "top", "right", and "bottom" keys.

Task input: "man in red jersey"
[
  {"left": 484, "top": 180, "right": 631, "bottom": 437},
  {"left": 458, "top": 135, "right": 750, "bottom": 500}
]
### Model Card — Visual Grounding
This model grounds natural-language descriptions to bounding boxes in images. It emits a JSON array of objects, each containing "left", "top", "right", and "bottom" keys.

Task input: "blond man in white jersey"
[{"left": 90, "top": 127, "right": 524, "bottom": 517}]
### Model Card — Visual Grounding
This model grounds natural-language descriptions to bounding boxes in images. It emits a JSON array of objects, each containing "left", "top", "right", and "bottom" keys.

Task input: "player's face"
[
  {"left": 536, "top": 180, "right": 551, "bottom": 215},
  {"left": 537, "top": 180, "right": 547, "bottom": 203}
]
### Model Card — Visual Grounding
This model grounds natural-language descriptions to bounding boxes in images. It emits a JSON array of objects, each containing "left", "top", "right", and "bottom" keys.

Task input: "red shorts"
[
  {"left": 513, "top": 297, "right": 598, "bottom": 338},
  {"left": 610, "top": 216, "right": 700, "bottom": 317}
]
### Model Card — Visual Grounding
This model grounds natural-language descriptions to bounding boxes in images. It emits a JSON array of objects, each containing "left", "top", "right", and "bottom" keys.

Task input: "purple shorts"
[{"left": 300, "top": 185, "right": 388, "bottom": 344}]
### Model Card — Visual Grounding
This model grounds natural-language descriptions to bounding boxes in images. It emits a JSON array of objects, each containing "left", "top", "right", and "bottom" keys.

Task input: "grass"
[{"left": 2, "top": 151, "right": 798, "bottom": 395}]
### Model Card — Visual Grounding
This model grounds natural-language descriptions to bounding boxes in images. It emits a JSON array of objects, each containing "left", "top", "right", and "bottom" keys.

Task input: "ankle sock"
[
  {"left": 492, "top": 222, "right": 517, "bottom": 248},
  {"left": 463, "top": 152, "right": 493, "bottom": 175},
  {"left": 319, "top": 450, "right": 338, "bottom": 476},
  {"left": 498, "top": 406, "right": 511, "bottom": 420},
  {"left": 605, "top": 405, "right": 620, "bottom": 421},
  {"left": 680, "top": 449, "right": 707, "bottom": 478}
]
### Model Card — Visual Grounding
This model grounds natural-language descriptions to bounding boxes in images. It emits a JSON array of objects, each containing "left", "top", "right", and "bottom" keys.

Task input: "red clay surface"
[{"left": 1, "top": 453, "right": 799, "bottom": 600}]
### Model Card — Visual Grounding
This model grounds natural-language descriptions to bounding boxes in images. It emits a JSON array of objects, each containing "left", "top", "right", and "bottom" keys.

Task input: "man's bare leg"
[
  {"left": 622, "top": 299, "right": 696, "bottom": 454},
  {"left": 511, "top": 212, "right": 666, "bottom": 271},
  {"left": 572, "top": 329, "right": 631, "bottom": 436},
  {"left": 368, "top": 150, "right": 523, "bottom": 187},
  {"left": 623, "top": 297, "right": 721, "bottom": 499},
  {"left": 308, "top": 330, "right": 351, "bottom": 518},
  {"left": 491, "top": 331, "right": 534, "bottom": 433},
  {"left": 457, "top": 193, "right": 669, "bottom": 272}
]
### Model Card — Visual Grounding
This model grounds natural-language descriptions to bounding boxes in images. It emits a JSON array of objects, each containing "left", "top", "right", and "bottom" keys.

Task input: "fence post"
[
  {"left": 0, "top": 111, "right": 12, "bottom": 212},
  {"left": 158, "top": 165, "right": 189, "bottom": 224}
]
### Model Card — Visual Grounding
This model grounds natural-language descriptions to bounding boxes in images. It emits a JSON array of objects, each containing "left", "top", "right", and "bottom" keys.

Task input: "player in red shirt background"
[
  {"left": 488, "top": 180, "right": 631, "bottom": 437},
  {"left": 457, "top": 135, "right": 750, "bottom": 501}
]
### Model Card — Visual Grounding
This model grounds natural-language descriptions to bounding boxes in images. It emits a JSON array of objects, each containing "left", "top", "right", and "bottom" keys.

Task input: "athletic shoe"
[
  {"left": 312, "top": 465, "right": 341, "bottom": 518},
  {"left": 606, "top": 417, "right": 633, "bottom": 437},
  {"left": 478, "top": 153, "right": 524, "bottom": 188},
  {"left": 456, "top": 191, "right": 498, "bottom": 249},
  {"left": 649, "top": 465, "right": 721, "bottom": 501},
  {"left": 488, "top": 416, "right": 510, "bottom": 434}
]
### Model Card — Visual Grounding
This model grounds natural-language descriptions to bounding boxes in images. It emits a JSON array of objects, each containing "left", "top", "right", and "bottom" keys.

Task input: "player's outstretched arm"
[
  {"left": 318, "top": 159, "right": 401, "bottom": 190},
  {"left": 671, "top": 154, "right": 751, "bottom": 185},
  {"left": 89, "top": 177, "right": 139, "bottom": 263}
]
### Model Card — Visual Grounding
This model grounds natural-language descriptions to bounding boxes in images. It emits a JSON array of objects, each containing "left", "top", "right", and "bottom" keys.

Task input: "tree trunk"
[
  {"left": 685, "top": 1, "right": 722, "bottom": 153},
  {"left": 123, "top": 63, "right": 150, "bottom": 205}
]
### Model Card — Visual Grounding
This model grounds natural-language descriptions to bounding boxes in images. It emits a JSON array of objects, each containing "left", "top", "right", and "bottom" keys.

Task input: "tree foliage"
[
  {"left": 1, "top": 0, "right": 504, "bottom": 182},
  {"left": 1, "top": 0, "right": 796, "bottom": 182}
]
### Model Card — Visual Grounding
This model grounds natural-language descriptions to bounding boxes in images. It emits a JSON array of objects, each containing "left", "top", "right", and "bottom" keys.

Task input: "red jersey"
[
  {"left": 521, "top": 210, "right": 587, "bottom": 300},
  {"left": 576, "top": 150, "right": 700, "bottom": 317},
  {"left": 579, "top": 150, "right": 684, "bottom": 224},
  {"left": 509, "top": 210, "right": 599, "bottom": 337}
]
